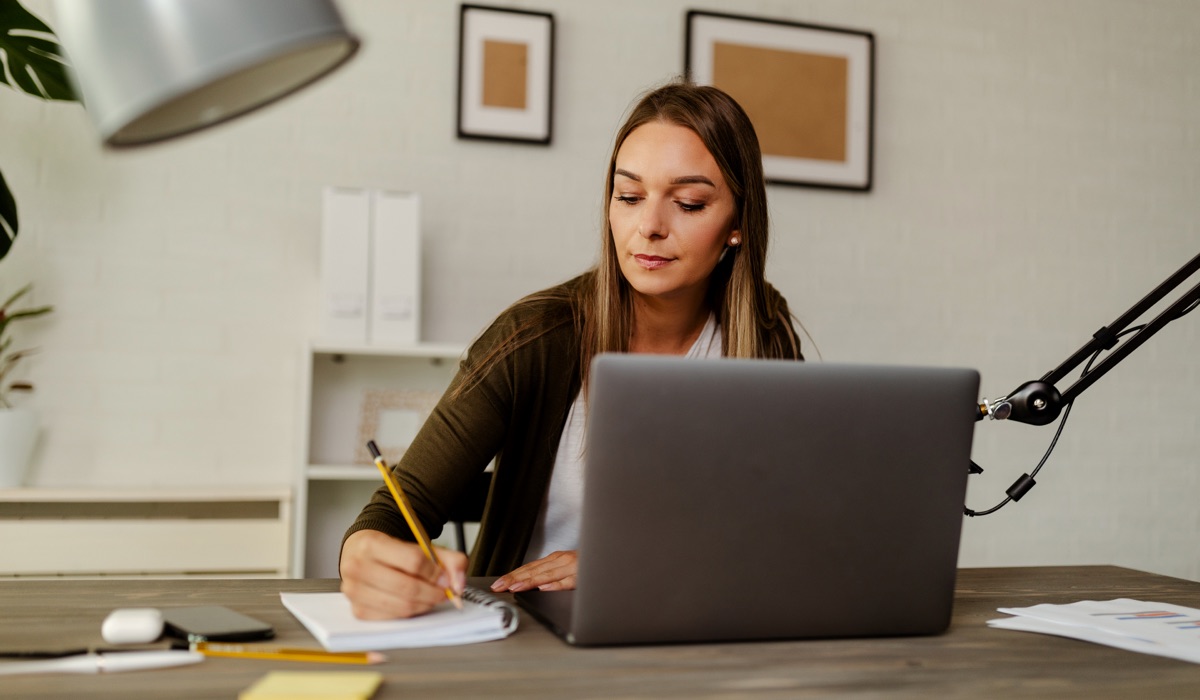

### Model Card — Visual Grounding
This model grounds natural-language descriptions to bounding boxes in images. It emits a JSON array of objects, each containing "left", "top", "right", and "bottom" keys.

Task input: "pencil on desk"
[
  {"left": 367, "top": 440, "right": 464, "bottom": 610},
  {"left": 192, "top": 642, "right": 384, "bottom": 665}
]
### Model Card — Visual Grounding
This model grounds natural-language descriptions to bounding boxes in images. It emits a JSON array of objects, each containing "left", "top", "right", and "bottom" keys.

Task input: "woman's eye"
[
  {"left": 678, "top": 201, "right": 706, "bottom": 212},
  {"left": 614, "top": 195, "right": 640, "bottom": 205}
]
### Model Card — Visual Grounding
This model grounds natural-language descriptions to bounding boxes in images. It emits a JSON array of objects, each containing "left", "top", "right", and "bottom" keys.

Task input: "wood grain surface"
[{"left": 1, "top": 567, "right": 1198, "bottom": 698}]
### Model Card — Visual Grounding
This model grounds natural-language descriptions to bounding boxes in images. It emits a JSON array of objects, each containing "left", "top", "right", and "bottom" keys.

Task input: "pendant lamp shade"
[{"left": 53, "top": 0, "right": 360, "bottom": 147}]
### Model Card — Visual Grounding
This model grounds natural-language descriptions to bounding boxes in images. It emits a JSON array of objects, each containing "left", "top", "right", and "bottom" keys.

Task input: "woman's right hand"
[{"left": 339, "top": 529, "right": 468, "bottom": 620}]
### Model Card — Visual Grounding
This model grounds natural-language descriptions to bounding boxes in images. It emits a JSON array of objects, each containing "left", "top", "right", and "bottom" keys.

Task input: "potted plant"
[{"left": 0, "top": 1, "right": 77, "bottom": 486}]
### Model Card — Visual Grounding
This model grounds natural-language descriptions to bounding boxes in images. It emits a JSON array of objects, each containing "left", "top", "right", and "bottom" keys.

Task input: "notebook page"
[{"left": 281, "top": 587, "right": 517, "bottom": 651}]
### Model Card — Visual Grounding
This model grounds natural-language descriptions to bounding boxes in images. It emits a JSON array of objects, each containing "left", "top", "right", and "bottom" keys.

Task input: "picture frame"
[
  {"left": 457, "top": 4, "right": 555, "bottom": 145},
  {"left": 354, "top": 389, "right": 442, "bottom": 465},
  {"left": 685, "top": 10, "right": 875, "bottom": 191}
]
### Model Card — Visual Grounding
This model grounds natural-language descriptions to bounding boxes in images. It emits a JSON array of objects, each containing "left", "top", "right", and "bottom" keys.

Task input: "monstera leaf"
[
  {"left": 0, "top": 1, "right": 75, "bottom": 100},
  {"left": 1, "top": 170, "right": 16, "bottom": 261},
  {"left": 0, "top": 0, "right": 78, "bottom": 261}
]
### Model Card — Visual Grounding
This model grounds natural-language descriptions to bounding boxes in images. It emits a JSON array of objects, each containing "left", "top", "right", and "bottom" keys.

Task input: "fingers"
[
  {"left": 339, "top": 530, "right": 466, "bottom": 619},
  {"left": 491, "top": 550, "right": 578, "bottom": 592},
  {"left": 532, "top": 572, "right": 577, "bottom": 592},
  {"left": 435, "top": 545, "right": 469, "bottom": 597}
]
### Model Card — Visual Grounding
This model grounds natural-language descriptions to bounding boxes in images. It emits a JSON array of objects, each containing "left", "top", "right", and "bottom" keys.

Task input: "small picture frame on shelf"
[
  {"left": 354, "top": 389, "right": 442, "bottom": 465},
  {"left": 686, "top": 10, "right": 875, "bottom": 191},
  {"left": 457, "top": 4, "right": 555, "bottom": 145}
]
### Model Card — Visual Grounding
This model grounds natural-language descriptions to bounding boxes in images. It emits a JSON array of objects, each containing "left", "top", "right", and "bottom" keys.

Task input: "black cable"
[
  {"left": 1025, "top": 401, "right": 1073, "bottom": 482},
  {"left": 964, "top": 401, "right": 1074, "bottom": 517},
  {"left": 962, "top": 495, "right": 1009, "bottom": 517}
]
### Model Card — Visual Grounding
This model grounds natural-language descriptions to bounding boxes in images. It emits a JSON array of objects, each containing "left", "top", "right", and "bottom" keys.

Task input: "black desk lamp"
[{"left": 965, "top": 251, "right": 1200, "bottom": 516}]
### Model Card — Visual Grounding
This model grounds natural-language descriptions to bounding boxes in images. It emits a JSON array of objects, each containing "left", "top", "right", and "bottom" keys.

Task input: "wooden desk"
[{"left": 2, "top": 566, "right": 1198, "bottom": 698}]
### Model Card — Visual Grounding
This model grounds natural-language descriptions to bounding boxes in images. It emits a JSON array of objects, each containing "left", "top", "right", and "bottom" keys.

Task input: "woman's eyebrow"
[
  {"left": 671, "top": 175, "right": 715, "bottom": 187},
  {"left": 613, "top": 169, "right": 715, "bottom": 188}
]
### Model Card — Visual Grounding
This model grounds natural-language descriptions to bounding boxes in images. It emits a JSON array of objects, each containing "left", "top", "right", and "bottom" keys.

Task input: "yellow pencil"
[
  {"left": 192, "top": 642, "right": 384, "bottom": 665},
  {"left": 367, "top": 440, "right": 463, "bottom": 610}
]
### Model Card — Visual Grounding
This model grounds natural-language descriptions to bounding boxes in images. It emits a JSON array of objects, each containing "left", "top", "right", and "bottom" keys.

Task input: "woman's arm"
[{"left": 339, "top": 318, "right": 518, "bottom": 617}]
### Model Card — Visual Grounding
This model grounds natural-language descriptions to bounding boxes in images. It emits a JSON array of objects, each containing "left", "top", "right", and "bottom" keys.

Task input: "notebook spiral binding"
[{"left": 463, "top": 587, "right": 519, "bottom": 628}]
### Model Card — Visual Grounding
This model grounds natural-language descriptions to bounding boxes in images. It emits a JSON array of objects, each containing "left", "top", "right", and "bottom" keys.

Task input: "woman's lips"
[{"left": 634, "top": 254, "right": 673, "bottom": 270}]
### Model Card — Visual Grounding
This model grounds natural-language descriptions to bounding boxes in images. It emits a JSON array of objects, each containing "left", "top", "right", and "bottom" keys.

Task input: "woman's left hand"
[{"left": 490, "top": 550, "right": 578, "bottom": 592}]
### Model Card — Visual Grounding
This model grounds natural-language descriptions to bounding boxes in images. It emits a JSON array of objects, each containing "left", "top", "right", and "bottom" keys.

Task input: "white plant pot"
[{"left": 0, "top": 407, "right": 38, "bottom": 488}]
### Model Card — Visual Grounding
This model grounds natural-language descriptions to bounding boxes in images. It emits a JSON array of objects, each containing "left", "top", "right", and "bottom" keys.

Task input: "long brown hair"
[
  {"left": 587, "top": 81, "right": 798, "bottom": 377},
  {"left": 455, "top": 80, "right": 800, "bottom": 398}
]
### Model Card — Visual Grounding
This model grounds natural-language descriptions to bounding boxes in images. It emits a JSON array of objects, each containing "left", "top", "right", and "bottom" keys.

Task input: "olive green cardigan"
[{"left": 343, "top": 272, "right": 801, "bottom": 576}]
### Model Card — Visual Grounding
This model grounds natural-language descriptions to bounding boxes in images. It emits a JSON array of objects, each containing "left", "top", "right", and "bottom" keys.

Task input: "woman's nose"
[{"left": 638, "top": 202, "right": 665, "bottom": 238}]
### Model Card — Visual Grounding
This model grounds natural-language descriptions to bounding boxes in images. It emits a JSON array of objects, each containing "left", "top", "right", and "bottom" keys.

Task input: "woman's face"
[{"left": 609, "top": 121, "right": 739, "bottom": 306}]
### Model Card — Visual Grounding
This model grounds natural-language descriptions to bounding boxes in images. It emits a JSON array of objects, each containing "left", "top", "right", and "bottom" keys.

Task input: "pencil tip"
[{"left": 366, "top": 652, "right": 386, "bottom": 664}]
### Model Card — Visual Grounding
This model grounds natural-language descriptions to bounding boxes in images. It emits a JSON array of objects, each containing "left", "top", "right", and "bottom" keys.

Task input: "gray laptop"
[{"left": 515, "top": 354, "right": 979, "bottom": 646}]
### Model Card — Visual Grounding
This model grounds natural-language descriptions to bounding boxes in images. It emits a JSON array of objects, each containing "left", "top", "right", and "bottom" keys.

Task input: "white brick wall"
[{"left": 1, "top": 0, "right": 1196, "bottom": 580}]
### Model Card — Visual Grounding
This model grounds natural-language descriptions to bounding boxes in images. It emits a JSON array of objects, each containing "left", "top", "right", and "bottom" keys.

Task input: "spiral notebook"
[
  {"left": 516, "top": 355, "right": 979, "bottom": 646},
  {"left": 281, "top": 587, "right": 518, "bottom": 651}
]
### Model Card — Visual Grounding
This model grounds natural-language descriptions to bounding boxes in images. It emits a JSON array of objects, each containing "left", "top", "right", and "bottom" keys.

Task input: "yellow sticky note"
[{"left": 239, "top": 671, "right": 383, "bottom": 700}]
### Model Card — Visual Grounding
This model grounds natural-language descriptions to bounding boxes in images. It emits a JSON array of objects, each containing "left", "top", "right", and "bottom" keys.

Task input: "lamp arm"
[
  {"left": 978, "top": 251, "right": 1200, "bottom": 426},
  {"left": 965, "top": 251, "right": 1199, "bottom": 516}
]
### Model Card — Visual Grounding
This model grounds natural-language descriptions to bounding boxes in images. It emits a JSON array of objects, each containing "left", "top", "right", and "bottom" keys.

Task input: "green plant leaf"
[
  {"left": 1, "top": 282, "right": 34, "bottom": 312},
  {"left": 0, "top": 282, "right": 52, "bottom": 341},
  {"left": 0, "top": 168, "right": 15, "bottom": 261},
  {"left": 0, "top": 0, "right": 77, "bottom": 101},
  {"left": 0, "top": 280, "right": 51, "bottom": 407}
]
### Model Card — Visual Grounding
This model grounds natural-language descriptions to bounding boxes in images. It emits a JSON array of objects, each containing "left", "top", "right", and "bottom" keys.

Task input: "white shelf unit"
[
  {"left": 0, "top": 487, "right": 291, "bottom": 578},
  {"left": 295, "top": 342, "right": 466, "bottom": 578}
]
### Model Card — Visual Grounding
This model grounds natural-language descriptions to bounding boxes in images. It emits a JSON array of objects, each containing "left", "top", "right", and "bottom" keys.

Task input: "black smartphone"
[{"left": 161, "top": 605, "right": 275, "bottom": 642}]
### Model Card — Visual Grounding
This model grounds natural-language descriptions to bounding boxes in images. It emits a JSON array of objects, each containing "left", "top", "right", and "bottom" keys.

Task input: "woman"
[{"left": 340, "top": 80, "right": 802, "bottom": 620}]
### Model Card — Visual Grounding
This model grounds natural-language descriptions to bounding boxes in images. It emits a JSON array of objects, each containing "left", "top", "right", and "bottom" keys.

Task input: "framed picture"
[
  {"left": 457, "top": 4, "right": 555, "bottom": 145},
  {"left": 686, "top": 10, "right": 875, "bottom": 191},
  {"left": 354, "top": 389, "right": 442, "bottom": 465}
]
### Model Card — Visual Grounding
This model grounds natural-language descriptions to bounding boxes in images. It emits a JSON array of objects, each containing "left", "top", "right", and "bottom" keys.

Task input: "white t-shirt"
[{"left": 522, "top": 313, "right": 724, "bottom": 563}]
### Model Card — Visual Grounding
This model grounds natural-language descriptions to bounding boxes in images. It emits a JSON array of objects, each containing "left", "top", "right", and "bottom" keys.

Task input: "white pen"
[{"left": 0, "top": 650, "right": 203, "bottom": 676}]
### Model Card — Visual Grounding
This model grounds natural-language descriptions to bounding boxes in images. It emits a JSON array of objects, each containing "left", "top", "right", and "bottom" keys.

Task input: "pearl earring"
[{"left": 729, "top": 236, "right": 740, "bottom": 246}]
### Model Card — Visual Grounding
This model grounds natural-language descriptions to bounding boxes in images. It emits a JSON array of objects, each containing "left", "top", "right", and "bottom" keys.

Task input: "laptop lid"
[{"left": 516, "top": 355, "right": 980, "bottom": 646}]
